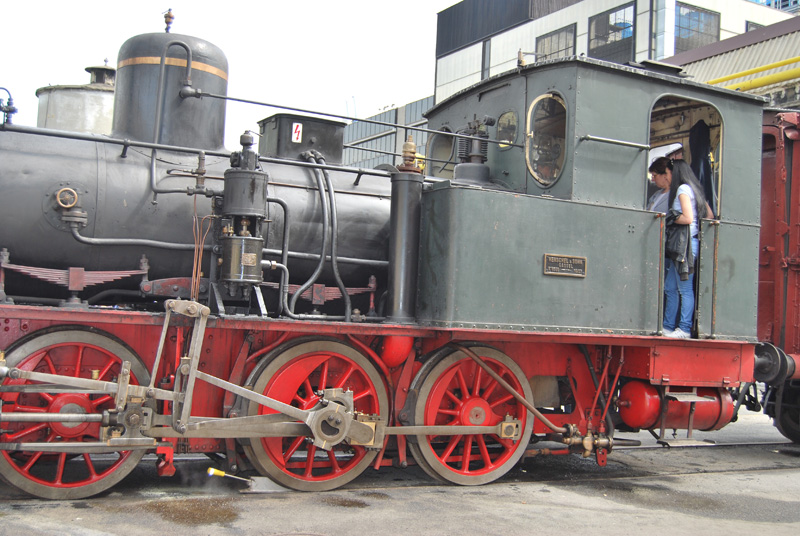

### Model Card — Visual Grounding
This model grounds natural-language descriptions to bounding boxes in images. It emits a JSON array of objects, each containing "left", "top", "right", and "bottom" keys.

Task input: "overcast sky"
[{"left": 2, "top": 0, "right": 460, "bottom": 147}]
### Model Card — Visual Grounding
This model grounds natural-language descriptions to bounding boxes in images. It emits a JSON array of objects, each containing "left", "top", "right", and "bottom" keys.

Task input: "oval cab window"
[{"left": 526, "top": 94, "right": 567, "bottom": 187}]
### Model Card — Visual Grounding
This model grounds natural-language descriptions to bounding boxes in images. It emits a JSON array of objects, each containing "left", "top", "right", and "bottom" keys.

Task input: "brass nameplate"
[
  {"left": 543, "top": 254, "right": 586, "bottom": 277},
  {"left": 241, "top": 253, "right": 258, "bottom": 267}
]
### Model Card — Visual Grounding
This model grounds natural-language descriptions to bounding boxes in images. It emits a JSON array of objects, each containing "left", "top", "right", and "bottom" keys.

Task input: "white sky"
[{"left": 2, "top": 0, "right": 460, "bottom": 147}]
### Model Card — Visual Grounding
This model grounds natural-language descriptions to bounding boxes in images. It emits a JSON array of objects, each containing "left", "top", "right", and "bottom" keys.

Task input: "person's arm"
[
  {"left": 704, "top": 201, "right": 714, "bottom": 219},
  {"left": 675, "top": 193, "right": 694, "bottom": 225}
]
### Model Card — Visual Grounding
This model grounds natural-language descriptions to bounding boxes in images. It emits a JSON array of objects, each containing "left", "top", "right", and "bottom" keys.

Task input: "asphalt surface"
[{"left": 1, "top": 413, "right": 799, "bottom": 535}]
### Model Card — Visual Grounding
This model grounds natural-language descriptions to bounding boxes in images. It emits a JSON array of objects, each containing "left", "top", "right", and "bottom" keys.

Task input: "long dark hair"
[{"left": 668, "top": 160, "right": 707, "bottom": 220}]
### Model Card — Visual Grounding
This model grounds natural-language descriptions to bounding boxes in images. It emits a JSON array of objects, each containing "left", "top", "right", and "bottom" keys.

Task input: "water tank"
[{"left": 35, "top": 65, "right": 116, "bottom": 135}]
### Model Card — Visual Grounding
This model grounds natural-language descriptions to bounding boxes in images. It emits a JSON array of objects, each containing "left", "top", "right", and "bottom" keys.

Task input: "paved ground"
[{"left": 1, "top": 413, "right": 799, "bottom": 535}]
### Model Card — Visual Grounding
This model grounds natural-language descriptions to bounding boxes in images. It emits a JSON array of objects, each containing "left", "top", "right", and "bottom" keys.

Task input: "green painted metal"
[
  {"left": 417, "top": 184, "right": 661, "bottom": 333},
  {"left": 421, "top": 57, "right": 765, "bottom": 340}
]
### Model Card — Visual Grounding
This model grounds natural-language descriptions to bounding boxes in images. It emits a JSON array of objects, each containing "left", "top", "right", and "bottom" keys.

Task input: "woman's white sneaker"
[{"left": 666, "top": 328, "right": 690, "bottom": 338}]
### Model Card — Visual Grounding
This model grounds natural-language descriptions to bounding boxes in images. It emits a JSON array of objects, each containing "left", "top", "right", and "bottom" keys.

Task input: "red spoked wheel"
[
  {"left": 0, "top": 327, "right": 150, "bottom": 499},
  {"left": 409, "top": 346, "right": 532, "bottom": 485},
  {"left": 242, "top": 338, "right": 388, "bottom": 491}
]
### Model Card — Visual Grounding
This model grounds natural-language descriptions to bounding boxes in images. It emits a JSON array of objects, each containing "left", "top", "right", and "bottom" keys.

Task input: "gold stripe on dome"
[{"left": 117, "top": 56, "right": 228, "bottom": 81}]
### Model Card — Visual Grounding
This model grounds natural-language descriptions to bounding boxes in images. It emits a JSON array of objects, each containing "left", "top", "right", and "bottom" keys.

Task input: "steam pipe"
[
  {"left": 150, "top": 41, "right": 194, "bottom": 203},
  {"left": 289, "top": 156, "right": 331, "bottom": 313},
  {"left": 263, "top": 248, "right": 388, "bottom": 268},
  {"left": 265, "top": 197, "right": 290, "bottom": 298},
  {"left": 262, "top": 261, "right": 345, "bottom": 321},
  {"left": 317, "top": 154, "right": 351, "bottom": 321},
  {"left": 70, "top": 224, "right": 206, "bottom": 251}
]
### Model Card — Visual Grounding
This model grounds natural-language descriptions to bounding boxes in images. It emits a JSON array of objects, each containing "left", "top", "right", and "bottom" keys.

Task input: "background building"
[
  {"left": 344, "top": 0, "right": 795, "bottom": 167},
  {"left": 343, "top": 97, "right": 432, "bottom": 169},
  {"left": 434, "top": 0, "right": 792, "bottom": 103},
  {"left": 747, "top": 0, "right": 800, "bottom": 14}
]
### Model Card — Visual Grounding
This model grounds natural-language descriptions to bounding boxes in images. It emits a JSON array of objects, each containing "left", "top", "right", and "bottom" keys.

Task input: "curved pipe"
[
  {"left": 289, "top": 157, "right": 330, "bottom": 313},
  {"left": 150, "top": 41, "right": 194, "bottom": 203},
  {"left": 153, "top": 40, "right": 193, "bottom": 144},
  {"left": 317, "top": 155, "right": 351, "bottom": 321},
  {"left": 263, "top": 261, "right": 345, "bottom": 321},
  {"left": 70, "top": 223, "right": 207, "bottom": 251},
  {"left": 264, "top": 196, "right": 290, "bottom": 301},
  {"left": 263, "top": 248, "right": 388, "bottom": 268}
]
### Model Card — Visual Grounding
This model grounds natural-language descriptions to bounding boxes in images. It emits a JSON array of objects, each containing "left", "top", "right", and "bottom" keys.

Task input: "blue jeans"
[{"left": 664, "top": 238, "right": 699, "bottom": 333}]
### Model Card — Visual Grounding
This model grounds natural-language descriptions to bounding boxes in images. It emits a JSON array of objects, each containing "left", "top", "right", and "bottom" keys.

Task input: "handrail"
[{"left": 580, "top": 134, "right": 650, "bottom": 150}]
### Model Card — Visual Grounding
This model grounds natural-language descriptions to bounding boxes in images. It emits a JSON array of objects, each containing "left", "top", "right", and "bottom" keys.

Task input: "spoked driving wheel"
[
  {"left": 409, "top": 345, "right": 532, "bottom": 485},
  {"left": 0, "top": 327, "right": 150, "bottom": 499},
  {"left": 243, "top": 338, "right": 389, "bottom": 491}
]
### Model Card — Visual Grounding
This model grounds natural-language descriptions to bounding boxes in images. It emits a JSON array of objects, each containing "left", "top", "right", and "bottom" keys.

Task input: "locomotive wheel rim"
[
  {"left": 411, "top": 346, "right": 532, "bottom": 485},
  {"left": 245, "top": 338, "right": 388, "bottom": 491},
  {"left": 776, "top": 388, "right": 800, "bottom": 444},
  {"left": 0, "top": 327, "right": 150, "bottom": 500}
]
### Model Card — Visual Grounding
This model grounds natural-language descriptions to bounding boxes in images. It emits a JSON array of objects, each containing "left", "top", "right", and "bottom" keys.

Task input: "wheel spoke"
[
  {"left": 36, "top": 350, "right": 57, "bottom": 375},
  {"left": 74, "top": 345, "right": 86, "bottom": 378},
  {"left": 460, "top": 435, "right": 473, "bottom": 471},
  {"left": 334, "top": 363, "right": 356, "bottom": 389},
  {"left": 318, "top": 358, "right": 330, "bottom": 390},
  {"left": 476, "top": 434, "right": 494, "bottom": 468},
  {"left": 54, "top": 452, "right": 67, "bottom": 484},
  {"left": 352, "top": 389, "right": 373, "bottom": 404},
  {"left": 83, "top": 453, "right": 98, "bottom": 478},
  {"left": 440, "top": 434, "right": 462, "bottom": 462},
  {"left": 7, "top": 404, "right": 47, "bottom": 414},
  {"left": 91, "top": 395, "right": 113, "bottom": 410},
  {"left": 327, "top": 449, "right": 341, "bottom": 475},
  {"left": 303, "top": 444, "right": 317, "bottom": 477},
  {"left": 302, "top": 378, "right": 314, "bottom": 401},
  {"left": 445, "top": 389, "right": 462, "bottom": 406},
  {"left": 455, "top": 368, "right": 470, "bottom": 398},
  {"left": 489, "top": 393, "right": 514, "bottom": 409},
  {"left": 283, "top": 436, "right": 305, "bottom": 464},
  {"left": 472, "top": 366, "right": 483, "bottom": 396},
  {"left": 20, "top": 450, "right": 44, "bottom": 472},
  {"left": 96, "top": 359, "right": 116, "bottom": 381},
  {"left": 482, "top": 378, "right": 499, "bottom": 400},
  {"left": 4, "top": 422, "right": 48, "bottom": 442}
]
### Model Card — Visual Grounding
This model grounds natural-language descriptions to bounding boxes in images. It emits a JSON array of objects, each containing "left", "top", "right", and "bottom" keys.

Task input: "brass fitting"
[{"left": 397, "top": 135, "right": 422, "bottom": 173}]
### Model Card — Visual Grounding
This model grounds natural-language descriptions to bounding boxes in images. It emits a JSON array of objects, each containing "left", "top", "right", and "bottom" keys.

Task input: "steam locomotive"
[{"left": 1, "top": 18, "right": 798, "bottom": 500}]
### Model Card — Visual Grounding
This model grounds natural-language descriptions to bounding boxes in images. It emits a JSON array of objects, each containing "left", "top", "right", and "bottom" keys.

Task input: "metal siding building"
[
  {"left": 666, "top": 16, "right": 800, "bottom": 108},
  {"left": 433, "top": 0, "right": 792, "bottom": 103},
  {"left": 343, "top": 96, "right": 433, "bottom": 169}
]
